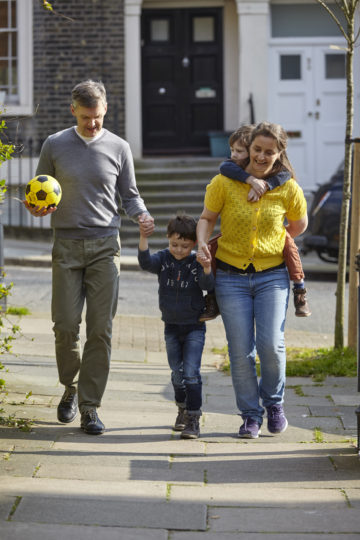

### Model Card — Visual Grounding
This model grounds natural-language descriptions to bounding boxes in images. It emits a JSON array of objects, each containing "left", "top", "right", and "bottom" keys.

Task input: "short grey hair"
[{"left": 71, "top": 80, "right": 107, "bottom": 108}]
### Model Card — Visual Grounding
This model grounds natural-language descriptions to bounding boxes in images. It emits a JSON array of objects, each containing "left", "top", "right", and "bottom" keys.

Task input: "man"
[{"left": 24, "top": 80, "right": 154, "bottom": 435}]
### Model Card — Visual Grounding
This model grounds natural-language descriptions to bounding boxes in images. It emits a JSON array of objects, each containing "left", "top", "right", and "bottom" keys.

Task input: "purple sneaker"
[
  {"left": 266, "top": 404, "right": 288, "bottom": 434},
  {"left": 238, "top": 417, "right": 261, "bottom": 439}
]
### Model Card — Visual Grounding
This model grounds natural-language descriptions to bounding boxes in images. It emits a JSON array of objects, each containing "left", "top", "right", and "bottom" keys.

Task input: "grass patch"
[
  {"left": 6, "top": 306, "right": 31, "bottom": 316},
  {"left": 215, "top": 346, "right": 357, "bottom": 381},
  {"left": 313, "top": 427, "right": 324, "bottom": 443}
]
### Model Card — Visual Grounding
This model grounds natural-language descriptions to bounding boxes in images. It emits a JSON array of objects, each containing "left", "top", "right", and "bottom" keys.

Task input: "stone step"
[{"left": 134, "top": 157, "right": 222, "bottom": 170}]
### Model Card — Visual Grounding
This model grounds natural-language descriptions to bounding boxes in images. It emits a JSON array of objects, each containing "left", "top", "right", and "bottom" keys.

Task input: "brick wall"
[{"left": 19, "top": 0, "right": 125, "bottom": 148}]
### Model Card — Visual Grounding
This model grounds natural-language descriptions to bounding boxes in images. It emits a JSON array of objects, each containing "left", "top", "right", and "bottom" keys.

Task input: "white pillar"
[
  {"left": 125, "top": 0, "right": 143, "bottom": 158},
  {"left": 235, "top": 0, "right": 270, "bottom": 124}
]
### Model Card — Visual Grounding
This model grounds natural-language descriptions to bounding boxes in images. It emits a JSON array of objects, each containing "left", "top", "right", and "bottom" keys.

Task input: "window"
[
  {"left": 150, "top": 19, "right": 169, "bottom": 42},
  {"left": 271, "top": 4, "right": 346, "bottom": 38},
  {"left": 192, "top": 16, "right": 215, "bottom": 43},
  {"left": 325, "top": 53, "right": 346, "bottom": 79},
  {"left": 280, "top": 55, "right": 301, "bottom": 80},
  {"left": 0, "top": 0, "right": 32, "bottom": 114}
]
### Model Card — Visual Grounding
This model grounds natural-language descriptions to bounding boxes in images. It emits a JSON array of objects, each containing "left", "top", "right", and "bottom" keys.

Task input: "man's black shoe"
[
  {"left": 57, "top": 389, "right": 78, "bottom": 423},
  {"left": 80, "top": 409, "right": 105, "bottom": 435}
]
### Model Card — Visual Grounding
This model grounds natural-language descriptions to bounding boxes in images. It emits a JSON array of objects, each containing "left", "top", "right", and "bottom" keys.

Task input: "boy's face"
[
  {"left": 230, "top": 141, "right": 249, "bottom": 163},
  {"left": 168, "top": 233, "right": 196, "bottom": 260}
]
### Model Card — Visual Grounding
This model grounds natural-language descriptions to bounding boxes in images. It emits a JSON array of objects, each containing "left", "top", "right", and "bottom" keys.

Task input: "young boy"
[
  {"left": 199, "top": 124, "right": 311, "bottom": 321},
  {"left": 138, "top": 213, "right": 214, "bottom": 439}
]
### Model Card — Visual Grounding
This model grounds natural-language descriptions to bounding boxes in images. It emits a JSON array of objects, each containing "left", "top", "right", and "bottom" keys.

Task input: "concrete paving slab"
[
  {"left": 51, "top": 439, "right": 206, "bottom": 455},
  {"left": 111, "top": 348, "right": 146, "bottom": 362},
  {"left": 206, "top": 506, "right": 360, "bottom": 533},
  {"left": 0, "top": 494, "right": 16, "bottom": 520},
  {"left": 170, "top": 485, "right": 347, "bottom": 508},
  {"left": 0, "top": 521, "right": 168, "bottom": 540},
  {"left": 0, "top": 452, "right": 41, "bottom": 477},
  {"left": 346, "top": 488, "right": 360, "bottom": 508},
  {"left": 171, "top": 534, "right": 360, "bottom": 540},
  {"left": 13, "top": 497, "right": 207, "bottom": 530},
  {"left": 333, "top": 394, "right": 360, "bottom": 406},
  {"left": 285, "top": 391, "right": 333, "bottom": 407},
  {"left": 170, "top": 453, "right": 335, "bottom": 485},
  {"left": 0, "top": 477, "right": 168, "bottom": 501},
  {"left": 204, "top": 395, "right": 236, "bottom": 414}
]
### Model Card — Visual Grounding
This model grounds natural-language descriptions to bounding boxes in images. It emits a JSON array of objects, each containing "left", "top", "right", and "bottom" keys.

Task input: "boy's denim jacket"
[{"left": 138, "top": 248, "right": 215, "bottom": 324}]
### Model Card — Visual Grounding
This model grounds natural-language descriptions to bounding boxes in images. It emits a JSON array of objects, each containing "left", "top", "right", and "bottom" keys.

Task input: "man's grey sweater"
[{"left": 36, "top": 127, "right": 148, "bottom": 238}]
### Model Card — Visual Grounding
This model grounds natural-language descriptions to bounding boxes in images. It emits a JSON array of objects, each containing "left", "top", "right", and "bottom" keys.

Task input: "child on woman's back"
[{"left": 199, "top": 124, "right": 311, "bottom": 321}]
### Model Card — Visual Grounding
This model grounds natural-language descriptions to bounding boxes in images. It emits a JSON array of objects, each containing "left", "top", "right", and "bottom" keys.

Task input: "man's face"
[{"left": 70, "top": 101, "right": 107, "bottom": 138}]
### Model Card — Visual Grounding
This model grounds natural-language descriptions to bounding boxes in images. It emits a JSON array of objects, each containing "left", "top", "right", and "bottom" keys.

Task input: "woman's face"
[{"left": 247, "top": 135, "right": 281, "bottom": 178}]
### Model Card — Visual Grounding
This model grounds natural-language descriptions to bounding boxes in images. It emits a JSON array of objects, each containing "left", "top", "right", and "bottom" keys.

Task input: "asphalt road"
[{"left": 3, "top": 265, "right": 348, "bottom": 336}]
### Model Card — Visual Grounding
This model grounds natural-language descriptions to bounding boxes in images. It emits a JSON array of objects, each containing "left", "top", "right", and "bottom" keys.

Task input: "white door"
[{"left": 268, "top": 43, "right": 346, "bottom": 193}]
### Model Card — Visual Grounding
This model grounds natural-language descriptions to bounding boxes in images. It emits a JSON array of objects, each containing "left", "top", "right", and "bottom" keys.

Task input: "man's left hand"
[{"left": 138, "top": 213, "right": 155, "bottom": 237}]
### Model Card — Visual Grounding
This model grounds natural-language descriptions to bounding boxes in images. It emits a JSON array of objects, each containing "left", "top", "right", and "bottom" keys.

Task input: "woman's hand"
[
  {"left": 197, "top": 241, "right": 211, "bottom": 264},
  {"left": 196, "top": 247, "right": 212, "bottom": 274},
  {"left": 23, "top": 200, "right": 57, "bottom": 217}
]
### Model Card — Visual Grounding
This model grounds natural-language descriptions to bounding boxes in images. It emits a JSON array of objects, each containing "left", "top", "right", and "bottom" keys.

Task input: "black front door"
[{"left": 141, "top": 8, "right": 223, "bottom": 154}]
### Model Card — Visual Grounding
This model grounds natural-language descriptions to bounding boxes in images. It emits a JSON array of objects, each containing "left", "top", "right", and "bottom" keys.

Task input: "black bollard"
[
  {"left": 355, "top": 252, "right": 360, "bottom": 453},
  {"left": 0, "top": 199, "right": 6, "bottom": 312}
]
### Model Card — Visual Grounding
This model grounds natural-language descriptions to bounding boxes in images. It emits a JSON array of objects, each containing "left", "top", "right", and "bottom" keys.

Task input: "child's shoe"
[
  {"left": 199, "top": 293, "right": 220, "bottom": 322},
  {"left": 293, "top": 287, "right": 311, "bottom": 317},
  {"left": 173, "top": 406, "right": 186, "bottom": 431},
  {"left": 180, "top": 411, "right": 201, "bottom": 439}
]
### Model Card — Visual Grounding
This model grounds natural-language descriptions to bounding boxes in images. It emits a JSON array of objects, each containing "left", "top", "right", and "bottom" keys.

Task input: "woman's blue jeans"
[
  {"left": 164, "top": 323, "right": 205, "bottom": 412},
  {"left": 215, "top": 267, "right": 289, "bottom": 425}
]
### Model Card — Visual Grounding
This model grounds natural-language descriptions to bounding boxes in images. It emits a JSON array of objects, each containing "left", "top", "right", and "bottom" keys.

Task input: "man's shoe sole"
[{"left": 81, "top": 425, "right": 105, "bottom": 435}]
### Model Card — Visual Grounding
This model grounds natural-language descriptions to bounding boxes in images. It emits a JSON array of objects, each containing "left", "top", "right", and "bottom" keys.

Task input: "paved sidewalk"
[
  {"left": 0, "top": 310, "right": 359, "bottom": 539},
  {"left": 3, "top": 237, "right": 340, "bottom": 275}
]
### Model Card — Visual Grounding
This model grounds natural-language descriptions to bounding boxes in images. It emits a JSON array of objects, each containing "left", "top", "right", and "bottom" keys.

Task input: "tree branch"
[{"left": 315, "top": 0, "right": 350, "bottom": 42}]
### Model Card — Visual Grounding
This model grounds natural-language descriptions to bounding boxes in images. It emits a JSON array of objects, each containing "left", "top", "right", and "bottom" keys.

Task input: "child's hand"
[
  {"left": 138, "top": 213, "right": 155, "bottom": 237},
  {"left": 247, "top": 188, "right": 260, "bottom": 202},
  {"left": 197, "top": 250, "right": 211, "bottom": 272},
  {"left": 247, "top": 177, "right": 268, "bottom": 199}
]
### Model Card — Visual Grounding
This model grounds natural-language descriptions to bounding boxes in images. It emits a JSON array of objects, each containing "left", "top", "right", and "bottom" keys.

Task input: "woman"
[{"left": 197, "top": 122, "right": 308, "bottom": 439}]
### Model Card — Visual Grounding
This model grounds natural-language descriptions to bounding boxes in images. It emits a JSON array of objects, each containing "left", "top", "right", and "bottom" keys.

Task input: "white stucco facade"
[{"left": 124, "top": 0, "right": 360, "bottom": 181}]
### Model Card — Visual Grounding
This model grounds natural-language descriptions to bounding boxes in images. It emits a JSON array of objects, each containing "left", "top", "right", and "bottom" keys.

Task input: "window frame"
[{"left": 0, "top": 0, "right": 33, "bottom": 116}]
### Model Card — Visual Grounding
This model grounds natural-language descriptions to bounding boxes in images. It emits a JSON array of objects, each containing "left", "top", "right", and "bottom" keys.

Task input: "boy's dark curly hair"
[{"left": 167, "top": 213, "right": 197, "bottom": 242}]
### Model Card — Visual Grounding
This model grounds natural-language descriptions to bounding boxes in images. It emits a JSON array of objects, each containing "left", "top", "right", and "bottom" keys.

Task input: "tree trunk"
[{"left": 334, "top": 17, "right": 355, "bottom": 349}]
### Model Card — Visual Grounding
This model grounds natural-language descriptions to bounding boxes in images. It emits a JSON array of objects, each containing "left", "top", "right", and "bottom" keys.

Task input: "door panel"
[
  {"left": 268, "top": 44, "right": 346, "bottom": 192},
  {"left": 142, "top": 8, "right": 223, "bottom": 153},
  {"left": 314, "top": 47, "right": 346, "bottom": 183}
]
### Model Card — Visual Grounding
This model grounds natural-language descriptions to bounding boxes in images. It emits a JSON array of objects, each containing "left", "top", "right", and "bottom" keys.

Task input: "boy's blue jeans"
[
  {"left": 164, "top": 322, "right": 206, "bottom": 413},
  {"left": 215, "top": 267, "right": 289, "bottom": 425}
]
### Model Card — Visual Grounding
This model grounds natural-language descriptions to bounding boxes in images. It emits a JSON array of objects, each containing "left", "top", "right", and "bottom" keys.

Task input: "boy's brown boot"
[
  {"left": 173, "top": 406, "right": 186, "bottom": 431},
  {"left": 180, "top": 412, "right": 200, "bottom": 439},
  {"left": 293, "top": 287, "right": 311, "bottom": 317},
  {"left": 199, "top": 293, "right": 220, "bottom": 322}
]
